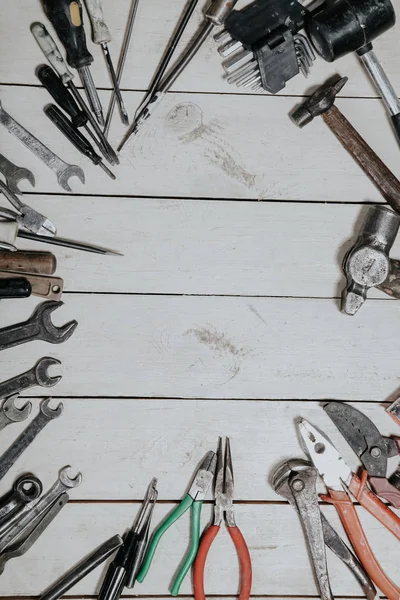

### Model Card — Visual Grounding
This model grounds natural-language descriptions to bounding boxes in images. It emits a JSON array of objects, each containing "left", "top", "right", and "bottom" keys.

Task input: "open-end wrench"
[
  {"left": 0, "top": 466, "right": 82, "bottom": 554},
  {"left": 0, "top": 357, "right": 62, "bottom": 401},
  {"left": 0, "top": 300, "right": 78, "bottom": 352},
  {"left": 0, "top": 491, "right": 68, "bottom": 575},
  {"left": 0, "top": 398, "right": 63, "bottom": 481},
  {"left": 0, "top": 101, "right": 85, "bottom": 192},
  {"left": 0, "top": 154, "right": 35, "bottom": 194},
  {"left": 0, "top": 396, "right": 32, "bottom": 431},
  {"left": 0, "top": 475, "right": 43, "bottom": 524},
  {"left": 0, "top": 180, "right": 56, "bottom": 237}
]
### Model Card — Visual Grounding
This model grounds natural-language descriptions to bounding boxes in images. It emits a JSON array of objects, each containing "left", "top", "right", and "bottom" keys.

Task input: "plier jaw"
[
  {"left": 188, "top": 451, "right": 217, "bottom": 502},
  {"left": 214, "top": 437, "right": 235, "bottom": 527}
]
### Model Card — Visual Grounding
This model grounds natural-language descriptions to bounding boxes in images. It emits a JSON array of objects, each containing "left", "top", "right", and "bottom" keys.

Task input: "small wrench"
[
  {"left": 0, "top": 357, "right": 62, "bottom": 401},
  {"left": 0, "top": 101, "right": 85, "bottom": 192},
  {"left": 0, "top": 466, "right": 82, "bottom": 554},
  {"left": 0, "top": 153, "right": 35, "bottom": 194},
  {"left": 0, "top": 396, "right": 32, "bottom": 431},
  {"left": 0, "top": 474, "right": 43, "bottom": 524},
  {"left": 0, "top": 398, "right": 63, "bottom": 481},
  {"left": 0, "top": 300, "right": 78, "bottom": 352},
  {"left": 0, "top": 180, "right": 56, "bottom": 237}
]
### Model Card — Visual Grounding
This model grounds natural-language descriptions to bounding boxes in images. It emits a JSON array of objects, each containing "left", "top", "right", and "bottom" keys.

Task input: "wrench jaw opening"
[
  {"left": 59, "top": 466, "right": 83, "bottom": 488},
  {"left": 1, "top": 395, "right": 32, "bottom": 422},
  {"left": 34, "top": 357, "right": 62, "bottom": 387},
  {"left": 39, "top": 398, "right": 63, "bottom": 419},
  {"left": 57, "top": 165, "right": 85, "bottom": 193},
  {"left": 8, "top": 168, "right": 36, "bottom": 195},
  {"left": 35, "top": 300, "right": 79, "bottom": 344}
]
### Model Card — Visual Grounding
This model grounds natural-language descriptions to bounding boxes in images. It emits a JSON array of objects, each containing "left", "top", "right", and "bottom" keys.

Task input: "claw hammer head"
[{"left": 291, "top": 77, "right": 348, "bottom": 127}]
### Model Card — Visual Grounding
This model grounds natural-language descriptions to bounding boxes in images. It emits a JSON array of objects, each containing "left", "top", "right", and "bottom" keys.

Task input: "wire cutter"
[
  {"left": 299, "top": 419, "right": 400, "bottom": 600},
  {"left": 0, "top": 180, "right": 56, "bottom": 237},
  {"left": 324, "top": 402, "right": 400, "bottom": 507},
  {"left": 136, "top": 450, "right": 217, "bottom": 596},
  {"left": 193, "top": 438, "right": 252, "bottom": 600}
]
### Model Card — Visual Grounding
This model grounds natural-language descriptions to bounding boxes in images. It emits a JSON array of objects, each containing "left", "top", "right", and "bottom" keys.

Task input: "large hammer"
[{"left": 291, "top": 76, "right": 400, "bottom": 214}]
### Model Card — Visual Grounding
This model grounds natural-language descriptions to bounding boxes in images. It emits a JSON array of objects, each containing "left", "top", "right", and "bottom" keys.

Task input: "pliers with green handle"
[{"left": 136, "top": 450, "right": 217, "bottom": 596}]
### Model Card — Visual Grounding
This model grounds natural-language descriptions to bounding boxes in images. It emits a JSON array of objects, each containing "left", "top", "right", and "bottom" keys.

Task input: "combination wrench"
[
  {"left": 0, "top": 474, "right": 43, "bottom": 524},
  {"left": 0, "top": 153, "right": 35, "bottom": 194},
  {"left": 0, "top": 396, "right": 32, "bottom": 431},
  {"left": 0, "top": 100, "right": 85, "bottom": 192},
  {"left": 0, "top": 357, "right": 61, "bottom": 400},
  {"left": 0, "top": 398, "right": 63, "bottom": 481},
  {"left": 0, "top": 466, "right": 82, "bottom": 554},
  {"left": 0, "top": 300, "right": 78, "bottom": 352}
]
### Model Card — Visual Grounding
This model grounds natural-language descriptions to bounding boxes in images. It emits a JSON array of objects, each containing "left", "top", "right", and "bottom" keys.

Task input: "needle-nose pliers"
[
  {"left": 136, "top": 450, "right": 217, "bottom": 596},
  {"left": 193, "top": 438, "right": 252, "bottom": 600}
]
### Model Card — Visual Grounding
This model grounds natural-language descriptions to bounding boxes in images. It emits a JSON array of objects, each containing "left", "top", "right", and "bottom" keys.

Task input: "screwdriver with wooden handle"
[
  {"left": 0, "top": 251, "right": 57, "bottom": 275},
  {"left": 83, "top": 0, "right": 128, "bottom": 125},
  {"left": 41, "top": 0, "right": 105, "bottom": 127}
]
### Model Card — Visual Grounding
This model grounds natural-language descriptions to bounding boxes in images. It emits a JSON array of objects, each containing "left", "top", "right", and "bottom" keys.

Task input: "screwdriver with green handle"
[
  {"left": 136, "top": 451, "right": 217, "bottom": 596},
  {"left": 82, "top": 0, "right": 129, "bottom": 125},
  {"left": 41, "top": 0, "right": 105, "bottom": 127}
]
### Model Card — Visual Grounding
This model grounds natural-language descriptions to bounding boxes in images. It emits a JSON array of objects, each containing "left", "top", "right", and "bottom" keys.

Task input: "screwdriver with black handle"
[
  {"left": 40, "top": 0, "right": 105, "bottom": 127},
  {"left": 0, "top": 278, "right": 31, "bottom": 299},
  {"left": 44, "top": 104, "right": 116, "bottom": 179},
  {"left": 31, "top": 22, "right": 118, "bottom": 165},
  {"left": 83, "top": 0, "right": 128, "bottom": 125}
]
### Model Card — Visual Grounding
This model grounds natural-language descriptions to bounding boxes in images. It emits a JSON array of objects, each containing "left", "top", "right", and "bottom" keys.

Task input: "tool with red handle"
[
  {"left": 193, "top": 438, "right": 252, "bottom": 600},
  {"left": 299, "top": 419, "right": 399, "bottom": 600}
]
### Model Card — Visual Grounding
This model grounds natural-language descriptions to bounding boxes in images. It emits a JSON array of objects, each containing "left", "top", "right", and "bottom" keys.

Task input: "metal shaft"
[
  {"left": 78, "top": 65, "right": 105, "bottom": 127},
  {"left": 101, "top": 42, "right": 129, "bottom": 125},
  {"left": 104, "top": 0, "right": 140, "bottom": 137},
  {"left": 68, "top": 81, "right": 119, "bottom": 165},
  {"left": 358, "top": 48, "right": 400, "bottom": 117}
]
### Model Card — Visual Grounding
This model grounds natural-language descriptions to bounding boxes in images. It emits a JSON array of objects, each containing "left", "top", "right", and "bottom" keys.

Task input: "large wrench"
[
  {"left": 0, "top": 396, "right": 32, "bottom": 431},
  {"left": 0, "top": 466, "right": 82, "bottom": 554},
  {"left": 0, "top": 357, "right": 62, "bottom": 400},
  {"left": 0, "top": 398, "right": 63, "bottom": 481},
  {"left": 0, "top": 101, "right": 85, "bottom": 192},
  {"left": 0, "top": 474, "right": 43, "bottom": 524},
  {"left": 0, "top": 300, "right": 78, "bottom": 351},
  {"left": 0, "top": 153, "right": 35, "bottom": 194}
]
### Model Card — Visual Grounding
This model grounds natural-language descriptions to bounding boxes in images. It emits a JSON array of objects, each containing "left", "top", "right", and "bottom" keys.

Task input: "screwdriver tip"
[{"left": 106, "top": 249, "right": 124, "bottom": 256}]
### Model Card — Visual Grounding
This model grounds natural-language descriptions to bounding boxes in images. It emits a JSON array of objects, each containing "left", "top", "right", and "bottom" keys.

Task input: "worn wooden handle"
[
  {"left": 323, "top": 106, "right": 400, "bottom": 213},
  {"left": 0, "top": 251, "right": 57, "bottom": 275}
]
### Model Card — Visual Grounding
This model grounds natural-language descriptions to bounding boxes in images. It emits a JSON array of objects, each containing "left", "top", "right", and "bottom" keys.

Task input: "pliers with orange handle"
[
  {"left": 299, "top": 419, "right": 400, "bottom": 600},
  {"left": 193, "top": 438, "right": 252, "bottom": 600}
]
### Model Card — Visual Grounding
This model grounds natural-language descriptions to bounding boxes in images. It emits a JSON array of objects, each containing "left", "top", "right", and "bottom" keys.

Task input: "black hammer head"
[{"left": 291, "top": 76, "right": 348, "bottom": 127}]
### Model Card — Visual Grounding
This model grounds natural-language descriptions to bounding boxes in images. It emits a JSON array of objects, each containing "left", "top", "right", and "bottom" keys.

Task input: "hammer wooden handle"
[
  {"left": 323, "top": 105, "right": 400, "bottom": 212},
  {"left": 0, "top": 251, "right": 57, "bottom": 275}
]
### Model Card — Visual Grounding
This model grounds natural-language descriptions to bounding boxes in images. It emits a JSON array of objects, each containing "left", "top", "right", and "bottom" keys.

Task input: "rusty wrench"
[
  {"left": 0, "top": 101, "right": 85, "bottom": 192},
  {"left": 0, "top": 398, "right": 63, "bottom": 481},
  {"left": 0, "top": 154, "right": 35, "bottom": 194},
  {"left": 0, "top": 300, "right": 78, "bottom": 352},
  {"left": 0, "top": 396, "right": 32, "bottom": 431},
  {"left": 0, "top": 357, "right": 61, "bottom": 401}
]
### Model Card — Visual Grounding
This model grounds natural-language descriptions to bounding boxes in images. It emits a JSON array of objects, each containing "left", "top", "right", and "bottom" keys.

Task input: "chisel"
[
  {"left": 41, "top": 0, "right": 105, "bottom": 126},
  {"left": 83, "top": 0, "right": 129, "bottom": 125}
]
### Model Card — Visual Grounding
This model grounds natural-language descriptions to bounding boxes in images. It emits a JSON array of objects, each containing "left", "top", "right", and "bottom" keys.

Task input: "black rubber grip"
[
  {"left": 41, "top": 0, "right": 93, "bottom": 69},
  {"left": 391, "top": 113, "right": 400, "bottom": 146},
  {"left": 37, "top": 65, "right": 87, "bottom": 127},
  {"left": 0, "top": 278, "right": 32, "bottom": 298},
  {"left": 45, "top": 104, "right": 100, "bottom": 165}
]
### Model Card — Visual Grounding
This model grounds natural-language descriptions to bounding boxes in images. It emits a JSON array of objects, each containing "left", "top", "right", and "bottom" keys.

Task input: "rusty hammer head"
[{"left": 291, "top": 77, "right": 348, "bottom": 128}]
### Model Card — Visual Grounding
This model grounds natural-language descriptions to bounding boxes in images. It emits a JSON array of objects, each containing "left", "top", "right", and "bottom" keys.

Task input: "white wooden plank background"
[{"left": 0, "top": 0, "right": 400, "bottom": 597}]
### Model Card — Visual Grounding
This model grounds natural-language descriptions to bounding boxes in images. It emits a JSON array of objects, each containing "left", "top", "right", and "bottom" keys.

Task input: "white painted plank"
[
  {"left": 0, "top": 86, "right": 399, "bottom": 201},
  {"left": 0, "top": 295, "right": 400, "bottom": 400},
  {"left": 12, "top": 196, "right": 400, "bottom": 298},
  {"left": 1, "top": 399, "right": 395, "bottom": 501},
  {"left": 0, "top": 503, "right": 397, "bottom": 596},
  {"left": 1, "top": 0, "right": 400, "bottom": 99}
]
